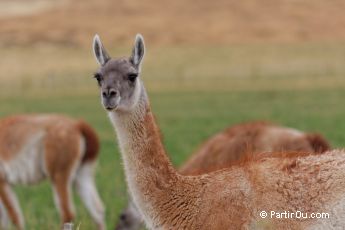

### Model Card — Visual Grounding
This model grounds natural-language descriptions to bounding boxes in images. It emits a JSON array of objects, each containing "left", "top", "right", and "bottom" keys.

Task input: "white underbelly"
[{"left": 0, "top": 132, "right": 47, "bottom": 185}]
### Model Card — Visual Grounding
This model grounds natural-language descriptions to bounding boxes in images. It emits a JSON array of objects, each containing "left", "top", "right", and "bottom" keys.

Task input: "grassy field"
[
  {"left": 2, "top": 89, "right": 345, "bottom": 229},
  {"left": 0, "top": 43, "right": 345, "bottom": 229}
]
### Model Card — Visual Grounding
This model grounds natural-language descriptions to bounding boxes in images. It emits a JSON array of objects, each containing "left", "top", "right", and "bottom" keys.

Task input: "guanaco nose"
[{"left": 102, "top": 88, "right": 118, "bottom": 98}]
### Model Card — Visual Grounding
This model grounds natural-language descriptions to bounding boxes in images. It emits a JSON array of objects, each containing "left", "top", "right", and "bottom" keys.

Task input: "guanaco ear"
[
  {"left": 93, "top": 34, "right": 111, "bottom": 66},
  {"left": 130, "top": 34, "right": 145, "bottom": 68}
]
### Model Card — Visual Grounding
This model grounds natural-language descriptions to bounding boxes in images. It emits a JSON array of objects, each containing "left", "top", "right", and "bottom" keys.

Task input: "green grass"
[{"left": 0, "top": 88, "right": 345, "bottom": 229}]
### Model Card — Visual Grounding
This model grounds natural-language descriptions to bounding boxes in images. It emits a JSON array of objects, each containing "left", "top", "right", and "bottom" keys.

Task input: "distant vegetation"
[
  {"left": 0, "top": 0, "right": 345, "bottom": 47},
  {"left": 0, "top": 43, "right": 345, "bottom": 96}
]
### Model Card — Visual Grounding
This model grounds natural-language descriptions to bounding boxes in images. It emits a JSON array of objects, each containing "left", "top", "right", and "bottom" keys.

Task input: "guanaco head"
[{"left": 92, "top": 34, "right": 145, "bottom": 112}]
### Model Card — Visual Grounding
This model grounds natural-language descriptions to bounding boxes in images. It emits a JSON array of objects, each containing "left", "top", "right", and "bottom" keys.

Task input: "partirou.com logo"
[{"left": 260, "top": 210, "right": 330, "bottom": 219}]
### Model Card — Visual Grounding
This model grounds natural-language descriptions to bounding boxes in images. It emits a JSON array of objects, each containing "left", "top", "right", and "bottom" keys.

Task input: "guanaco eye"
[
  {"left": 128, "top": 73, "right": 138, "bottom": 82},
  {"left": 93, "top": 73, "right": 102, "bottom": 85}
]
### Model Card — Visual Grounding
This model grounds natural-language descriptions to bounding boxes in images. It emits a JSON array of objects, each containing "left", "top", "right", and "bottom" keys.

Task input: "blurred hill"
[{"left": 0, "top": 0, "right": 345, "bottom": 47}]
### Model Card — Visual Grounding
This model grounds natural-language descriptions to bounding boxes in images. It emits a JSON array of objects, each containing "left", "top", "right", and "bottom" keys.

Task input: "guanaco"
[
  {"left": 93, "top": 34, "right": 342, "bottom": 229},
  {"left": 0, "top": 114, "right": 105, "bottom": 229}
]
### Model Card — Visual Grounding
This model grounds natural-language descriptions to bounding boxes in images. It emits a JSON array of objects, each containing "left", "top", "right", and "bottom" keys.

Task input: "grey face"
[
  {"left": 94, "top": 58, "right": 139, "bottom": 111},
  {"left": 93, "top": 34, "right": 145, "bottom": 112}
]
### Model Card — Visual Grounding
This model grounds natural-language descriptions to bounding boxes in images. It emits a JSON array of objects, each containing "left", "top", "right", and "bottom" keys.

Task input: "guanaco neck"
[{"left": 108, "top": 82, "right": 179, "bottom": 225}]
